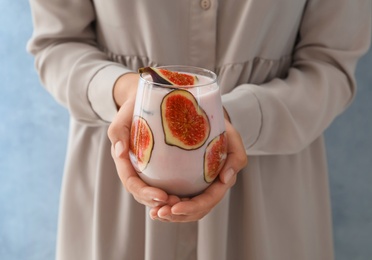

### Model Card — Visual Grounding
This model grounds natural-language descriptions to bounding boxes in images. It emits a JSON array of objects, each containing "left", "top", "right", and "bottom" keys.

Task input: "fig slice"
[
  {"left": 161, "top": 89, "right": 210, "bottom": 150},
  {"left": 129, "top": 116, "right": 154, "bottom": 172},
  {"left": 204, "top": 132, "right": 228, "bottom": 183},
  {"left": 139, "top": 67, "right": 199, "bottom": 86}
]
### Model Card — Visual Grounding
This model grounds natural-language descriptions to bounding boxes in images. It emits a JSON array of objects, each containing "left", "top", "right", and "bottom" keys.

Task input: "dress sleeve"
[
  {"left": 222, "top": 0, "right": 371, "bottom": 155},
  {"left": 27, "top": 0, "right": 131, "bottom": 125}
]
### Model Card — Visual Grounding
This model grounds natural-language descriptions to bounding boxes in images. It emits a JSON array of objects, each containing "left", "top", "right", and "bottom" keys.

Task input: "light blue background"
[{"left": 0, "top": 1, "right": 371, "bottom": 260}]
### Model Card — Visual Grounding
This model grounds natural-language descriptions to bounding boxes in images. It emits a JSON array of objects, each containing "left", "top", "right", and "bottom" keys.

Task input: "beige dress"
[{"left": 27, "top": 0, "right": 371, "bottom": 259}]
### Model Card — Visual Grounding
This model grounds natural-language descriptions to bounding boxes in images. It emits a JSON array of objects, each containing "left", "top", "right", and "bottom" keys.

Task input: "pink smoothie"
[{"left": 130, "top": 71, "right": 226, "bottom": 197}]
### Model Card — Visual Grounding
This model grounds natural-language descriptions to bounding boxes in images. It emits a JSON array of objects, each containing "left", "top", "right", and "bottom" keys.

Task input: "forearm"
[
  {"left": 222, "top": 0, "right": 371, "bottom": 155},
  {"left": 27, "top": 0, "right": 132, "bottom": 125}
]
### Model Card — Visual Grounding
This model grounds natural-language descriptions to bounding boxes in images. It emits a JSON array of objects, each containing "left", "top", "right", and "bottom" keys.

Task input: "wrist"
[{"left": 113, "top": 72, "right": 140, "bottom": 108}]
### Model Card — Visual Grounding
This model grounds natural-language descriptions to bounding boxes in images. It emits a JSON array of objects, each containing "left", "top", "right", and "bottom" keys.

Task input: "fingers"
[
  {"left": 150, "top": 195, "right": 180, "bottom": 221},
  {"left": 149, "top": 120, "right": 247, "bottom": 223},
  {"left": 150, "top": 177, "right": 235, "bottom": 222},
  {"left": 110, "top": 143, "right": 168, "bottom": 208},
  {"left": 176, "top": 178, "right": 233, "bottom": 213},
  {"left": 109, "top": 102, "right": 248, "bottom": 221},
  {"left": 107, "top": 99, "right": 135, "bottom": 158},
  {"left": 108, "top": 100, "right": 169, "bottom": 207},
  {"left": 219, "top": 120, "right": 248, "bottom": 184}
]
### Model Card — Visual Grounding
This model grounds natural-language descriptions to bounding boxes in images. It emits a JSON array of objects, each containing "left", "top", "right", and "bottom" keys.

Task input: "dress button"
[{"left": 200, "top": 0, "right": 211, "bottom": 10}]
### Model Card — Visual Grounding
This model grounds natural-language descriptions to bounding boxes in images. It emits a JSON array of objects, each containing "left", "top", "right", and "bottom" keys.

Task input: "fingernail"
[
  {"left": 153, "top": 198, "right": 165, "bottom": 203},
  {"left": 149, "top": 212, "right": 158, "bottom": 220},
  {"left": 224, "top": 168, "right": 235, "bottom": 184},
  {"left": 162, "top": 214, "right": 173, "bottom": 221},
  {"left": 114, "top": 141, "right": 125, "bottom": 158}
]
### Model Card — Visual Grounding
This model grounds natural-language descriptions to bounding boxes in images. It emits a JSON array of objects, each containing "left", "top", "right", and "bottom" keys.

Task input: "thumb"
[
  {"left": 219, "top": 122, "right": 248, "bottom": 184},
  {"left": 107, "top": 99, "right": 135, "bottom": 159}
]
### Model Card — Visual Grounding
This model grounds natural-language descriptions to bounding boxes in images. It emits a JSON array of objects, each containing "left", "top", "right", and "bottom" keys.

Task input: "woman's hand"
[
  {"left": 112, "top": 72, "right": 140, "bottom": 108},
  {"left": 108, "top": 73, "right": 175, "bottom": 208},
  {"left": 149, "top": 118, "right": 248, "bottom": 222},
  {"left": 109, "top": 75, "right": 247, "bottom": 221}
]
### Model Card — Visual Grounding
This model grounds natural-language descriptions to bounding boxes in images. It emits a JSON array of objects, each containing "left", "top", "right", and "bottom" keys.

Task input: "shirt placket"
[{"left": 188, "top": 0, "right": 218, "bottom": 71}]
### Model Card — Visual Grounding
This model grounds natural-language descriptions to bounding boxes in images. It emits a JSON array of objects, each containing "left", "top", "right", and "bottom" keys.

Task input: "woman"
[{"left": 28, "top": 0, "right": 371, "bottom": 259}]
